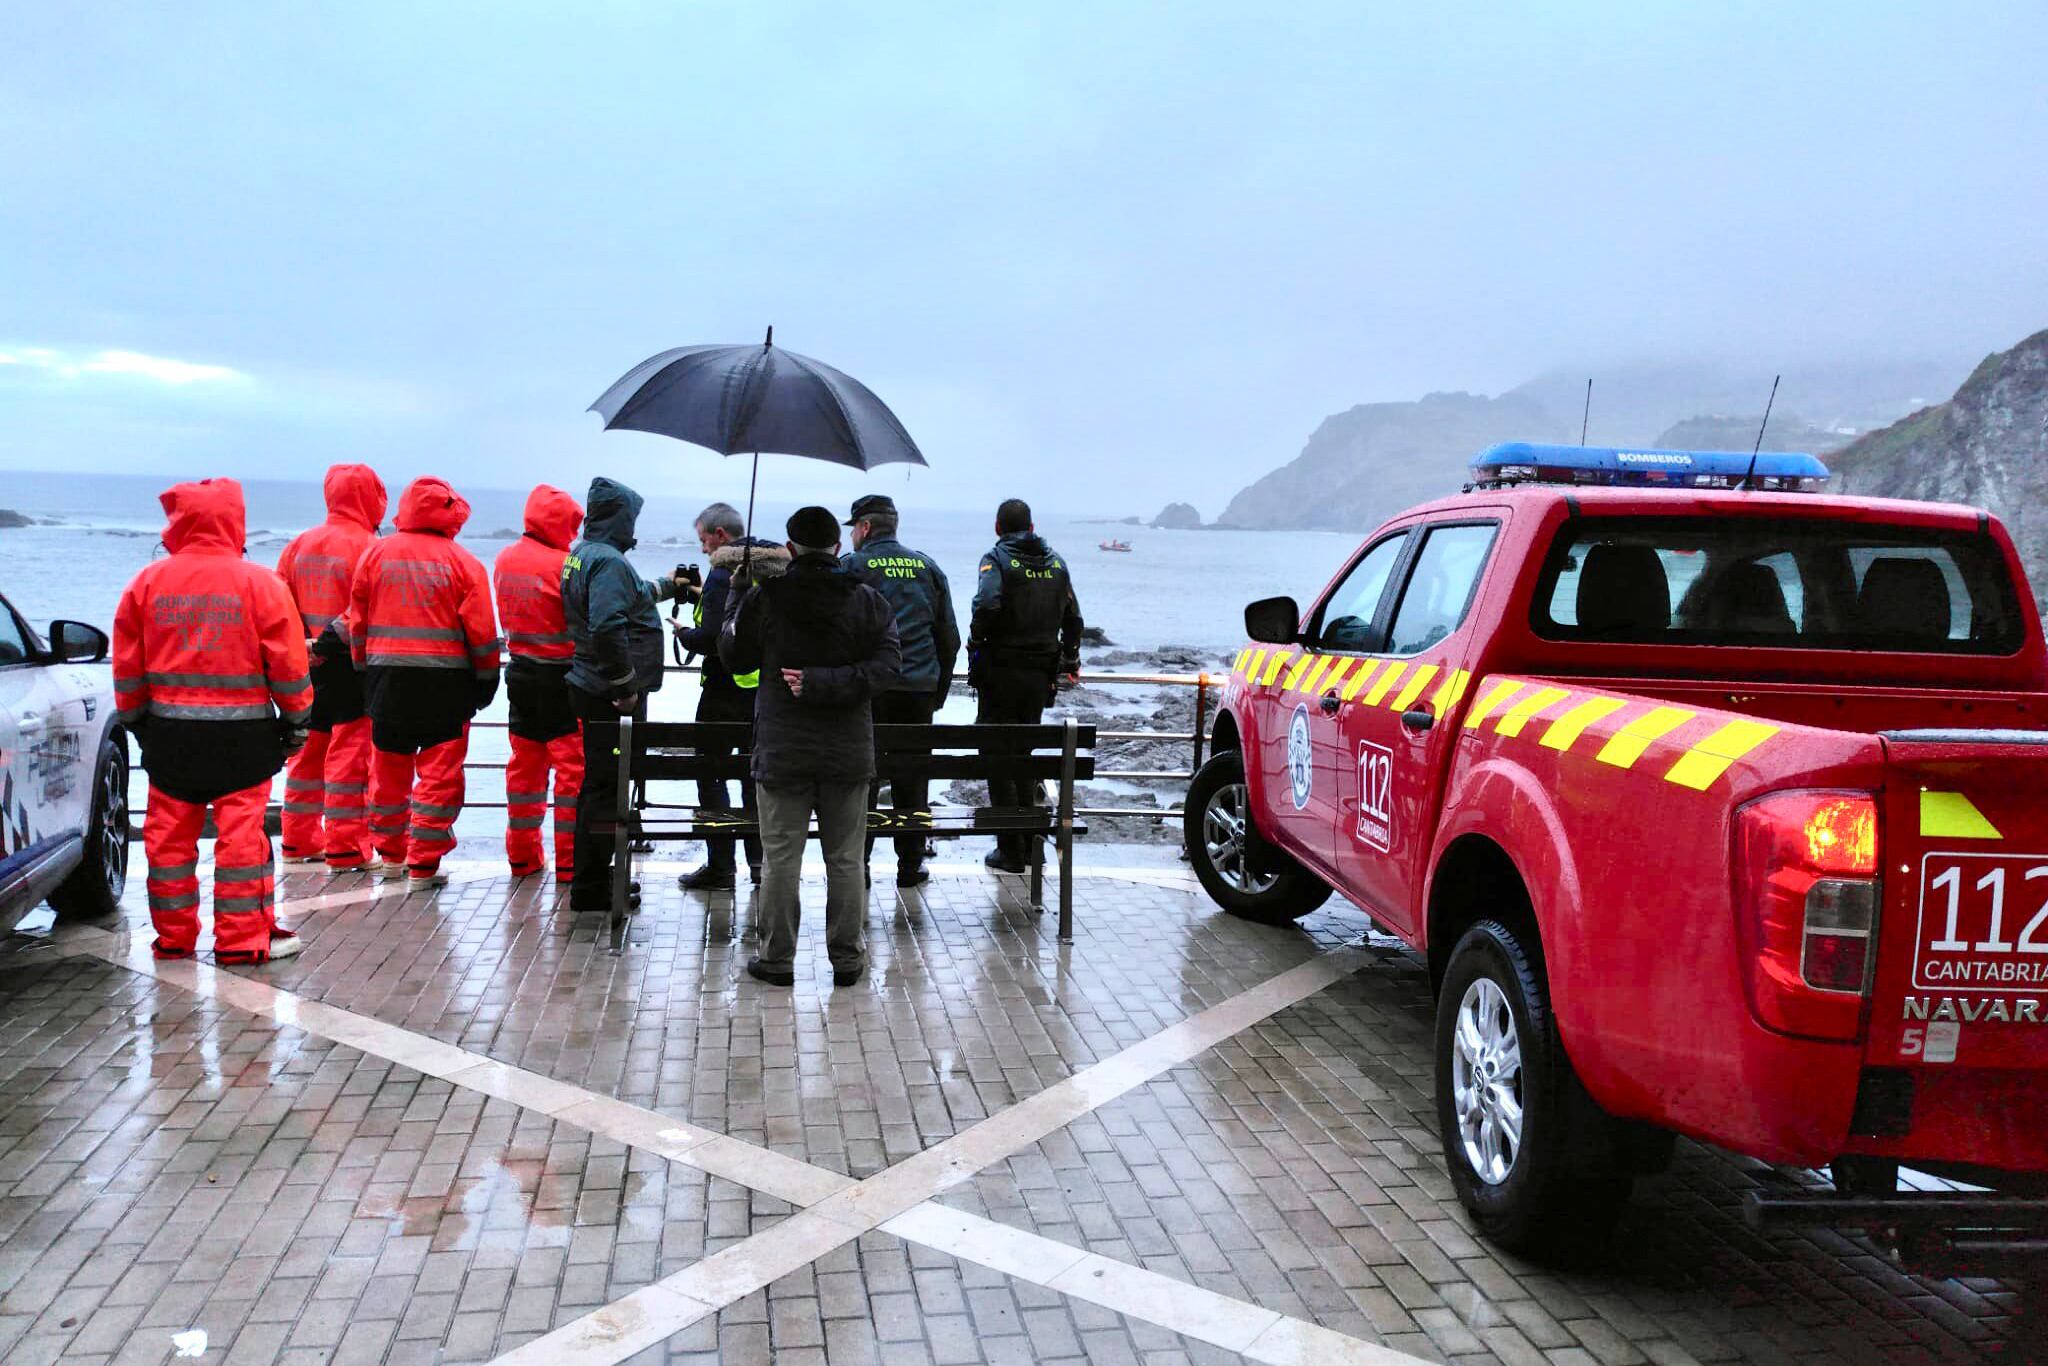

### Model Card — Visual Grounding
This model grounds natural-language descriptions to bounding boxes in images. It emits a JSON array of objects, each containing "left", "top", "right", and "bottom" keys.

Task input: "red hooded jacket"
[
  {"left": 493, "top": 485, "right": 583, "bottom": 667},
  {"left": 277, "top": 463, "right": 386, "bottom": 641},
  {"left": 348, "top": 477, "right": 500, "bottom": 678},
  {"left": 114, "top": 483, "right": 315, "bottom": 802}
]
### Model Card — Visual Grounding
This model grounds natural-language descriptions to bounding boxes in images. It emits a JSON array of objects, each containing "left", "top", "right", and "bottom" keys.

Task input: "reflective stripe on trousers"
[
  {"left": 505, "top": 725, "right": 583, "bottom": 873},
  {"left": 322, "top": 717, "right": 374, "bottom": 865},
  {"left": 370, "top": 726, "right": 468, "bottom": 874},
  {"left": 143, "top": 779, "right": 276, "bottom": 958},
  {"left": 280, "top": 732, "right": 333, "bottom": 851}
]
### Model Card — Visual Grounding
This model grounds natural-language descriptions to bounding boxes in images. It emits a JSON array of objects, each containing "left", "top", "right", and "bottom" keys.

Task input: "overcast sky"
[{"left": 3, "top": 2, "right": 2044, "bottom": 515}]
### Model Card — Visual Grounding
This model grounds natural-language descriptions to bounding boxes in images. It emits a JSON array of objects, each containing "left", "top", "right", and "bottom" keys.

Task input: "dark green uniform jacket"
[
  {"left": 841, "top": 535, "right": 959, "bottom": 695},
  {"left": 562, "top": 478, "right": 677, "bottom": 700},
  {"left": 969, "top": 533, "right": 1083, "bottom": 681}
]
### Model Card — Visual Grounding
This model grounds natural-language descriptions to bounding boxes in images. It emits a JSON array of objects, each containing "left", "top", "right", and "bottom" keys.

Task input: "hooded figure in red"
[
  {"left": 276, "top": 463, "right": 387, "bottom": 867},
  {"left": 493, "top": 485, "right": 585, "bottom": 876},
  {"left": 348, "top": 476, "right": 500, "bottom": 884},
  {"left": 113, "top": 478, "right": 312, "bottom": 962}
]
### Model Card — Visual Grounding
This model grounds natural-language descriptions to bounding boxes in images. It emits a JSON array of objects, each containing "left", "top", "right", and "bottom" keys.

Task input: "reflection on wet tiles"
[{"left": 0, "top": 952, "right": 795, "bottom": 1365}]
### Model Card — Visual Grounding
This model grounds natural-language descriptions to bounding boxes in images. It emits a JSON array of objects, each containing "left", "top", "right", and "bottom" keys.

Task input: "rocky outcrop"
[
  {"left": 1214, "top": 391, "right": 1564, "bottom": 531},
  {"left": 1829, "top": 328, "right": 2048, "bottom": 605},
  {"left": 1150, "top": 502, "right": 1202, "bottom": 530},
  {"left": 0, "top": 510, "right": 31, "bottom": 529}
]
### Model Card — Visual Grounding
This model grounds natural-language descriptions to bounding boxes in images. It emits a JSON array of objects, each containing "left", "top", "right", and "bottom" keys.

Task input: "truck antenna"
[
  {"left": 1741, "top": 374, "right": 1780, "bottom": 490},
  {"left": 1580, "top": 378, "right": 1592, "bottom": 445}
]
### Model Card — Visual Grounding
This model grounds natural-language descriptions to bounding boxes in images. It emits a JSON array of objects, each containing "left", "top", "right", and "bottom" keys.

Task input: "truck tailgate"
[{"left": 1862, "top": 729, "right": 2048, "bottom": 1173}]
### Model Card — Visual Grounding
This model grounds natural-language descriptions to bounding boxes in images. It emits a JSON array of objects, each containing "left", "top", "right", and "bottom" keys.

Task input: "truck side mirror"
[
  {"left": 48, "top": 620, "right": 109, "bottom": 663},
  {"left": 1243, "top": 596, "right": 1301, "bottom": 645}
]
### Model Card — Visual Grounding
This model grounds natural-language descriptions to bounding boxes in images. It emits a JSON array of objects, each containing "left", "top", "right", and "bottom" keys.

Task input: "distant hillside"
[
  {"left": 1213, "top": 392, "right": 1563, "bottom": 531},
  {"left": 1515, "top": 359, "right": 1962, "bottom": 447},
  {"left": 1651, "top": 411, "right": 1852, "bottom": 455},
  {"left": 1221, "top": 356, "right": 1957, "bottom": 532},
  {"left": 1829, "top": 328, "right": 2048, "bottom": 603}
]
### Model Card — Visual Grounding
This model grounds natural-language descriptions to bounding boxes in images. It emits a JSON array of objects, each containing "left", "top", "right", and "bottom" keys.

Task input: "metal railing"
[{"left": 132, "top": 666, "right": 1215, "bottom": 830}]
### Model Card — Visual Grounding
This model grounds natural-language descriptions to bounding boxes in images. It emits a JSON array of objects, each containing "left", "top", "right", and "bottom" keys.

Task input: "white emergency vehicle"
[{"left": 0, "top": 589, "right": 129, "bottom": 932}]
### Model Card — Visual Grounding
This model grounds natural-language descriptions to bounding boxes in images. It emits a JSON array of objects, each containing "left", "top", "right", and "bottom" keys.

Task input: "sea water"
[{"left": 0, "top": 470, "right": 1356, "bottom": 662}]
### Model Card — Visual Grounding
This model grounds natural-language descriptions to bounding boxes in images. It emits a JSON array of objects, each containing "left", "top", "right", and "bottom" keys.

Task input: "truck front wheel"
[
  {"left": 1435, "top": 919, "right": 1631, "bottom": 1256},
  {"left": 1184, "top": 750, "right": 1331, "bottom": 924}
]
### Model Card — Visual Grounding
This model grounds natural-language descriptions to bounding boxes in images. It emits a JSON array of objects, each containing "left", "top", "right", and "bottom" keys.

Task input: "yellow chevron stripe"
[
  {"left": 1232, "top": 647, "right": 1247, "bottom": 672},
  {"left": 1261, "top": 650, "right": 1293, "bottom": 686},
  {"left": 1539, "top": 695, "right": 1627, "bottom": 752},
  {"left": 1920, "top": 790, "right": 2003, "bottom": 839},
  {"left": 1494, "top": 686, "right": 1572, "bottom": 738},
  {"left": 1389, "top": 664, "right": 1440, "bottom": 711},
  {"left": 1663, "top": 719, "right": 1781, "bottom": 790},
  {"left": 1361, "top": 662, "right": 1408, "bottom": 706},
  {"left": 1596, "top": 706, "right": 1697, "bottom": 769},
  {"left": 1281, "top": 653, "right": 1317, "bottom": 691},
  {"left": 1340, "top": 659, "right": 1381, "bottom": 701},
  {"left": 1429, "top": 669, "right": 1472, "bottom": 713},
  {"left": 1242, "top": 648, "right": 1267, "bottom": 682},
  {"left": 1298, "top": 654, "right": 1335, "bottom": 694},
  {"left": 1463, "top": 679, "right": 1525, "bottom": 728},
  {"left": 1318, "top": 657, "right": 1356, "bottom": 693}
]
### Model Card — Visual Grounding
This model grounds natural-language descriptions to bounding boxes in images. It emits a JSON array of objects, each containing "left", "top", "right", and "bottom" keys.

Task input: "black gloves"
[
  {"left": 472, "top": 672, "right": 500, "bottom": 714},
  {"left": 278, "top": 720, "right": 309, "bottom": 756}
]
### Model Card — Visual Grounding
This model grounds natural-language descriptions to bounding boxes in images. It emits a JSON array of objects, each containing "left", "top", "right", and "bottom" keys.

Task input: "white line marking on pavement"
[
  {"left": 500, "top": 948, "right": 1375, "bottom": 1364},
  {"left": 886, "top": 1202, "right": 1426, "bottom": 1365},
  {"left": 62, "top": 874, "right": 1419, "bottom": 1365},
  {"left": 54, "top": 925, "right": 847, "bottom": 1205}
]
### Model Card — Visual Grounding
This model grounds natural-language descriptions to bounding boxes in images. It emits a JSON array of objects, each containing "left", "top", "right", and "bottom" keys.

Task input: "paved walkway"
[{"left": 0, "top": 856, "right": 2034, "bottom": 1364}]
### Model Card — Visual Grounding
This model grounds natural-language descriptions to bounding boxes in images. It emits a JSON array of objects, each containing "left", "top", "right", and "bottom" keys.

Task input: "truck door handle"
[
  {"left": 1319, "top": 694, "right": 1340, "bottom": 716},
  {"left": 1400, "top": 708, "right": 1434, "bottom": 734}
]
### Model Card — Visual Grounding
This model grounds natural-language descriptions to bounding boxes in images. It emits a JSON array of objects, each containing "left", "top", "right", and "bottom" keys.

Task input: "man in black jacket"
[
  {"left": 842, "top": 494, "right": 959, "bottom": 888},
  {"left": 721, "top": 506, "right": 901, "bottom": 988},
  {"left": 671, "top": 501, "right": 784, "bottom": 890},
  {"left": 970, "top": 497, "right": 1084, "bottom": 873}
]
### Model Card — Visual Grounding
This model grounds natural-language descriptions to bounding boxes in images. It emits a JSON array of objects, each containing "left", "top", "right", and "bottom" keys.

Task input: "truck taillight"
[{"left": 1734, "top": 791, "right": 1880, "bottom": 1041}]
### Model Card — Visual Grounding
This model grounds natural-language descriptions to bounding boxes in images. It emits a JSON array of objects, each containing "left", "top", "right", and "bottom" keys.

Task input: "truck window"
[
  {"left": 1386, "top": 523, "right": 1498, "bottom": 655},
  {"left": 1536, "top": 516, "right": 2023, "bottom": 653},
  {"left": 1313, "top": 531, "right": 1408, "bottom": 651}
]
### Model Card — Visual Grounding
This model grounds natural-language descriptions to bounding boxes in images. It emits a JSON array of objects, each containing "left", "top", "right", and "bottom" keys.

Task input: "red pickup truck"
[{"left": 1186, "top": 442, "right": 2048, "bottom": 1262}]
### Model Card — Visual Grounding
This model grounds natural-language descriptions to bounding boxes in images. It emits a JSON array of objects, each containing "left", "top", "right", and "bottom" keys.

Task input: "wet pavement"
[{"left": 0, "top": 853, "right": 2035, "bottom": 1363}]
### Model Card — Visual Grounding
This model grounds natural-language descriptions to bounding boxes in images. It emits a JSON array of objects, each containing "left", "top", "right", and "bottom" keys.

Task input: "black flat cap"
[
  {"left": 787, "top": 505, "right": 842, "bottom": 547},
  {"left": 846, "top": 493, "right": 896, "bottom": 525}
]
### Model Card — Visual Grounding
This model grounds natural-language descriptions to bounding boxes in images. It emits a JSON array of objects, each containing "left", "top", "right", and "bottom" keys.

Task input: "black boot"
[
  {"left": 746, "top": 958, "right": 794, "bottom": 986},
  {"left": 984, "top": 848, "right": 1027, "bottom": 874},
  {"left": 679, "top": 865, "right": 736, "bottom": 891}
]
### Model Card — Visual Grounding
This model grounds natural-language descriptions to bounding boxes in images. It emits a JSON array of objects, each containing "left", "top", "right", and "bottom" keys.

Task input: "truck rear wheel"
[
  {"left": 1185, "top": 750, "right": 1331, "bottom": 924},
  {"left": 1435, "top": 919, "right": 1631, "bottom": 1257}
]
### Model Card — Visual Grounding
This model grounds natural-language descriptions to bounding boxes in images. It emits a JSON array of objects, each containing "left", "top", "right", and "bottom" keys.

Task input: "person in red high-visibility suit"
[
  {"left": 349, "top": 476, "right": 500, "bottom": 888},
  {"left": 113, "top": 478, "right": 314, "bottom": 963},
  {"left": 275, "top": 463, "right": 387, "bottom": 869},
  {"left": 493, "top": 486, "right": 585, "bottom": 878}
]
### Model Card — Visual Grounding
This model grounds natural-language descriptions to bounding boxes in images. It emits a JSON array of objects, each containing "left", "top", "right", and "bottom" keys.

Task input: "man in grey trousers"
[{"left": 720, "top": 506, "right": 901, "bottom": 987}]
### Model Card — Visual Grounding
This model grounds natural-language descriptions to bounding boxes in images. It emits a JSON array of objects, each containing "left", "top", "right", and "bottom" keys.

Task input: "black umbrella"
[{"left": 588, "top": 327, "right": 926, "bottom": 540}]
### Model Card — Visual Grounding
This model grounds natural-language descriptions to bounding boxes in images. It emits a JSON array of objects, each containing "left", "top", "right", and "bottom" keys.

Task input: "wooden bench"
[{"left": 589, "top": 719, "right": 1096, "bottom": 952}]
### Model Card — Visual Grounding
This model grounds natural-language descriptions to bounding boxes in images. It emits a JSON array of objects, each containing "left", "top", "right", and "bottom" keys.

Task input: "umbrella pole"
[{"left": 743, "top": 451, "right": 759, "bottom": 579}]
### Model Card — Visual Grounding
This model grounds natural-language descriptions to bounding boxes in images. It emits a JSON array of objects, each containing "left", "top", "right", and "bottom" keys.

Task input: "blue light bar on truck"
[{"left": 1470, "top": 442, "right": 1831, "bottom": 493}]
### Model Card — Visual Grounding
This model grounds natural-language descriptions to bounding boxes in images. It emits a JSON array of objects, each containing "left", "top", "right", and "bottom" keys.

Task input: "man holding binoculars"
[{"left": 670, "top": 501, "right": 788, "bottom": 889}]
